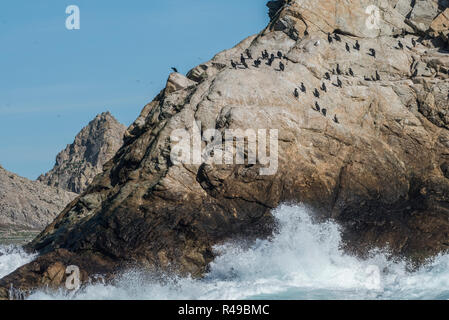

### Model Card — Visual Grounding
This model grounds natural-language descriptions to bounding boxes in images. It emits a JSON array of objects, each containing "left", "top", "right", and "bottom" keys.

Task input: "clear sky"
[{"left": 0, "top": 0, "right": 269, "bottom": 179}]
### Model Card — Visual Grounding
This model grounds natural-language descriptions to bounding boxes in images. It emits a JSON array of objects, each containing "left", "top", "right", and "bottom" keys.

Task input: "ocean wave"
[{"left": 2, "top": 205, "right": 449, "bottom": 300}]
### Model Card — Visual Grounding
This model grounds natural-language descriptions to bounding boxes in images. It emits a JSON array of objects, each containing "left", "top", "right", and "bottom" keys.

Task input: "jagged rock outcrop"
[
  {"left": 0, "top": 166, "right": 76, "bottom": 232},
  {"left": 37, "top": 112, "right": 126, "bottom": 194},
  {"left": 1, "top": 0, "right": 449, "bottom": 298}
]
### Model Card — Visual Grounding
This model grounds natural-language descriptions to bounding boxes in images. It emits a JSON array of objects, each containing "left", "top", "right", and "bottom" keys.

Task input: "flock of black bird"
[
  {"left": 228, "top": 32, "right": 423, "bottom": 126},
  {"left": 231, "top": 49, "right": 287, "bottom": 72}
]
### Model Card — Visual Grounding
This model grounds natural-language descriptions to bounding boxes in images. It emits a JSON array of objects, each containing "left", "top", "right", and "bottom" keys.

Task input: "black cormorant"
[
  {"left": 349, "top": 68, "right": 354, "bottom": 77},
  {"left": 321, "top": 83, "right": 327, "bottom": 92},
  {"left": 279, "top": 61, "right": 285, "bottom": 71},
  {"left": 333, "top": 115, "right": 339, "bottom": 123}
]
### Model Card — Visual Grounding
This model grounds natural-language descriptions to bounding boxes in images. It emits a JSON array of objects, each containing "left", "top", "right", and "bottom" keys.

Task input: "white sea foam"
[
  {"left": 0, "top": 245, "right": 36, "bottom": 279},
  {"left": 3, "top": 205, "right": 449, "bottom": 300}
]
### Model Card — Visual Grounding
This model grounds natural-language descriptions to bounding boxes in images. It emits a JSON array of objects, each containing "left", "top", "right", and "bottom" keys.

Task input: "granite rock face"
[
  {"left": 0, "top": 166, "right": 76, "bottom": 232},
  {"left": 1, "top": 0, "right": 449, "bottom": 298},
  {"left": 38, "top": 112, "right": 126, "bottom": 194}
]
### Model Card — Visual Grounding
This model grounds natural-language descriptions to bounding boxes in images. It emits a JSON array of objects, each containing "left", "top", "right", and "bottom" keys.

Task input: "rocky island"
[{"left": 1, "top": 0, "right": 448, "bottom": 298}]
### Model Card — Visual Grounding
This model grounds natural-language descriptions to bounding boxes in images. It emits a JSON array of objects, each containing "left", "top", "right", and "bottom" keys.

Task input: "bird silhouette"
[
  {"left": 321, "top": 83, "right": 327, "bottom": 92},
  {"left": 345, "top": 43, "right": 350, "bottom": 52},
  {"left": 349, "top": 68, "right": 354, "bottom": 77},
  {"left": 279, "top": 61, "right": 285, "bottom": 71},
  {"left": 354, "top": 40, "right": 360, "bottom": 51},
  {"left": 336, "top": 64, "right": 342, "bottom": 75},
  {"left": 375, "top": 70, "right": 381, "bottom": 81},
  {"left": 322, "top": 108, "right": 327, "bottom": 116},
  {"left": 333, "top": 115, "right": 339, "bottom": 123}
]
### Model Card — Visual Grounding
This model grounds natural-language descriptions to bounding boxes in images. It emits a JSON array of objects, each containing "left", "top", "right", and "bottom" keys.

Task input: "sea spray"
[
  {"left": 1, "top": 205, "right": 449, "bottom": 300},
  {"left": 0, "top": 245, "right": 36, "bottom": 279}
]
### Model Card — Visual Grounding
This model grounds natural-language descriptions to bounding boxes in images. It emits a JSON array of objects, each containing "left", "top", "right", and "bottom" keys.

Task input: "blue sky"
[{"left": 0, "top": 0, "right": 269, "bottom": 179}]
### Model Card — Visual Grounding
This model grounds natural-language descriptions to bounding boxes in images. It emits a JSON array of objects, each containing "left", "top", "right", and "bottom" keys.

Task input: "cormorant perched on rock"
[
  {"left": 300, "top": 82, "right": 306, "bottom": 93},
  {"left": 369, "top": 48, "right": 376, "bottom": 58},
  {"left": 337, "top": 77, "right": 342, "bottom": 88},
  {"left": 345, "top": 43, "right": 350, "bottom": 52},
  {"left": 279, "top": 61, "right": 285, "bottom": 71},
  {"left": 267, "top": 56, "right": 274, "bottom": 66},
  {"left": 253, "top": 59, "right": 261, "bottom": 68},
  {"left": 412, "top": 38, "right": 416, "bottom": 47},
  {"left": 375, "top": 70, "right": 381, "bottom": 81},
  {"left": 336, "top": 64, "right": 342, "bottom": 75},
  {"left": 242, "top": 60, "right": 249, "bottom": 69},
  {"left": 277, "top": 51, "right": 283, "bottom": 59},
  {"left": 246, "top": 49, "right": 252, "bottom": 59},
  {"left": 397, "top": 40, "right": 403, "bottom": 50},
  {"left": 321, "top": 83, "right": 327, "bottom": 92},
  {"left": 240, "top": 54, "right": 246, "bottom": 65},
  {"left": 262, "top": 50, "right": 269, "bottom": 59},
  {"left": 324, "top": 72, "right": 331, "bottom": 80},
  {"left": 349, "top": 68, "right": 354, "bottom": 77},
  {"left": 270, "top": 53, "right": 275, "bottom": 60},
  {"left": 333, "top": 115, "right": 339, "bottom": 123},
  {"left": 231, "top": 60, "right": 237, "bottom": 69},
  {"left": 171, "top": 67, "right": 178, "bottom": 73},
  {"left": 327, "top": 33, "right": 333, "bottom": 43},
  {"left": 315, "top": 102, "right": 321, "bottom": 112},
  {"left": 354, "top": 40, "right": 360, "bottom": 51},
  {"left": 332, "top": 69, "right": 336, "bottom": 75},
  {"left": 313, "top": 88, "right": 320, "bottom": 98},
  {"left": 322, "top": 108, "right": 327, "bottom": 116},
  {"left": 294, "top": 88, "right": 299, "bottom": 98},
  {"left": 334, "top": 33, "right": 342, "bottom": 42}
]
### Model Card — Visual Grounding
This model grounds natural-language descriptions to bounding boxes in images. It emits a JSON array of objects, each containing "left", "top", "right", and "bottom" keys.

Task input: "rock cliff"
[
  {"left": 1, "top": 0, "right": 449, "bottom": 298},
  {"left": 0, "top": 166, "right": 76, "bottom": 232},
  {"left": 37, "top": 112, "right": 126, "bottom": 194}
]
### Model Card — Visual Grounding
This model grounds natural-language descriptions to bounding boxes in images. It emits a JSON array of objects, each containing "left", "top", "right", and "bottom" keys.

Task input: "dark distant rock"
[{"left": 38, "top": 112, "right": 126, "bottom": 194}]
